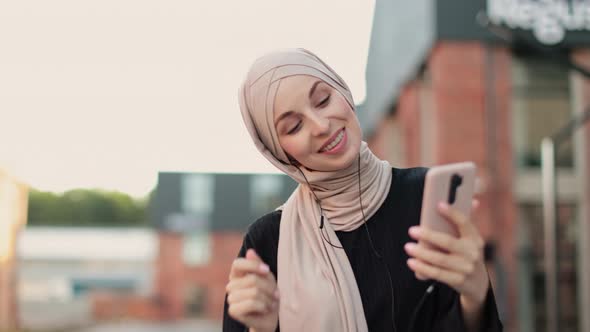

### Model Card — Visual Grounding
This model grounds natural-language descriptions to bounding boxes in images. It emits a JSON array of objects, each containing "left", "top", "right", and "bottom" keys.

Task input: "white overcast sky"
[{"left": 0, "top": 0, "right": 375, "bottom": 197}]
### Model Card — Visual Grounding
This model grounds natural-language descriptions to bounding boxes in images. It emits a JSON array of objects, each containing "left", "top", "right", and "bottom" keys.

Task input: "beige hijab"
[{"left": 238, "top": 48, "right": 392, "bottom": 331}]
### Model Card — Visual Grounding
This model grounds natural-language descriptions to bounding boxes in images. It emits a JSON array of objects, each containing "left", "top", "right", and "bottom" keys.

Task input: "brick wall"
[
  {"left": 93, "top": 231, "right": 244, "bottom": 322},
  {"left": 154, "top": 231, "right": 243, "bottom": 321},
  {"left": 92, "top": 293, "right": 163, "bottom": 321},
  {"left": 155, "top": 232, "right": 185, "bottom": 320},
  {"left": 367, "top": 82, "right": 421, "bottom": 168},
  {"left": 397, "top": 81, "right": 422, "bottom": 167},
  {"left": 184, "top": 232, "right": 243, "bottom": 320}
]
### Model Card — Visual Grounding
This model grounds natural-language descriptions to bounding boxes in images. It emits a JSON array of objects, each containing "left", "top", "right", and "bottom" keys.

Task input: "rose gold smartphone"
[{"left": 419, "top": 162, "right": 476, "bottom": 242}]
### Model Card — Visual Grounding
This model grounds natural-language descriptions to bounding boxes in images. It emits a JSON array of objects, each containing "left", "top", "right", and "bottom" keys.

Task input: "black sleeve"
[
  {"left": 222, "top": 211, "right": 281, "bottom": 332},
  {"left": 434, "top": 281, "right": 503, "bottom": 331},
  {"left": 222, "top": 234, "right": 251, "bottom": 332}
]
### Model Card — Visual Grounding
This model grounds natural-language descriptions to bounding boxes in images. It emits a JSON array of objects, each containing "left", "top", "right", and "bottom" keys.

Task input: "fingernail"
[
  {"left": 404, "top": 242, "right": 416, "bottom": 251},
  {"left": 409, "top": 226, "right": 421, "bottom": 236},
  {"left": 439, "top": 202, "right": 449, "bottom": 210},
  {"left": 259, "top": 263, "right": 269, "bottom": 273}
]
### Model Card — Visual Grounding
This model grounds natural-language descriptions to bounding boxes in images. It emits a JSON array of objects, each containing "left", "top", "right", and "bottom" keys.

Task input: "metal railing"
[{"left": 542, "top": 107, "right": 590, "bottom": 332}]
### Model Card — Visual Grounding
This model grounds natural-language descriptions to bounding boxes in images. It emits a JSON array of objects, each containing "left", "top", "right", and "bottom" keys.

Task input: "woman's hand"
[
  {"left": 226, "top": 249, "right": 280, "bottom": 332},
  {"left": 404, "top": 200, "right": 489, "bottom": 313}
]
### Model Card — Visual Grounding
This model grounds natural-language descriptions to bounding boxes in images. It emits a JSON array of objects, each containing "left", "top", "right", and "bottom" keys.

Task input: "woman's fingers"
[
  {"left": 228, "top": 298, "right": 272, "bottom": 318},
  {"left": 409, "top": 225, "right": 482, "bottom": 261},
  {"left": 409, "top": 226, "right": 462, "bottom": 253},
  {"left": 404, "top": 242, "right": 475, "bottom": 275},
  {"left": 436, "top": 202, "right": 473, "bottom": 237},
  {"left": 227, "top": 286, "right": 278, "bottom": 312},
  {"left": 407, "top": 203, "right": 487, "bottom": 296},
  {"left": 226, "top": 272, "right": 277, "bottom": 299},
  {"left": 226, "top": 252, "right": 279, "bottom": 319},
  {"left": 246, "top": 248, "right": 263, "bottom": 262},
  {"left": 226, "top": 266, "right": 280, "bottom": 326},
  {"left": 406, "top": 202, "right": 489, "bottom": 302},
  {"left": 229, "top": 257, "right": 271, "bottom": 279},
  {"left": 407, "top": 258, "right": 466, "bottom": 287},
  {"left": 226, "top": 250, "right": 280, "bottom": 330},
  {"left": 437, "top": 203, "right": 484, "bottom": 249}
]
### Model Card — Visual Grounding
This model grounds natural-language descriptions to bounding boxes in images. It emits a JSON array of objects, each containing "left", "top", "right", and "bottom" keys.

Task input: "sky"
[{"left": 0, "top": 0, "right": 375, "bottom": 197}]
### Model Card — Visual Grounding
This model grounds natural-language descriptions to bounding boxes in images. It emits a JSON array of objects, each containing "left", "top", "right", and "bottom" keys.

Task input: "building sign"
[{"left": 487, "top": 0, "right": 590, "bottom": 45}]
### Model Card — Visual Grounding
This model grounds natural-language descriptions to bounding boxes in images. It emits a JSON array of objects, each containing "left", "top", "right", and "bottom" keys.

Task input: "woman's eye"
[
  {"left": 287, "top": 121, "right": 302, "bottom": 135},
  {"left": 317, "top": 94, "right": 331, "bottom": 107}
]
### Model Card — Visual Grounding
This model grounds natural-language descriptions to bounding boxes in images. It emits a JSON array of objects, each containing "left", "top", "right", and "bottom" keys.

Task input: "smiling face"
[{"left": 273, "top": 75, "right": 362, "bottom": 172}]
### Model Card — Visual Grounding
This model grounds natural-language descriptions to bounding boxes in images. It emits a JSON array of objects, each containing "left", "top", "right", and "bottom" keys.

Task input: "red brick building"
[
  {"left": 150, "top": 173, "right": 295, "bottom": 321},
  {"left": 357, "top": 1, "right": 590, "bottom": 332}
]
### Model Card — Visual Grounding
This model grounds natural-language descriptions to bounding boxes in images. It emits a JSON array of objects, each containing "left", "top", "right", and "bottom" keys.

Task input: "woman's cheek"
[{"left": 281, "top": 138, "right": 305, "bottom": 160}]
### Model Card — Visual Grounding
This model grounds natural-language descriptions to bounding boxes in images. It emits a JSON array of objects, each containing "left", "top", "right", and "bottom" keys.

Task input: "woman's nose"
[{"left": 309, "top": 114, "right": 330, "bottom": 136}]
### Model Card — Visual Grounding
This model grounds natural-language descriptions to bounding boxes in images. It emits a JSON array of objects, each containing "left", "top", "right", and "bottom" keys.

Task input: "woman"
[{"left": 223, "top": 48, "right": 503, "bottom": 331}]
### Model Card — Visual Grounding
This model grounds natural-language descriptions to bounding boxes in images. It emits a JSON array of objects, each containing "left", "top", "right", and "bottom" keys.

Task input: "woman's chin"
[{"left": 310, "top": 154, "right": 357, "bottom": 172}]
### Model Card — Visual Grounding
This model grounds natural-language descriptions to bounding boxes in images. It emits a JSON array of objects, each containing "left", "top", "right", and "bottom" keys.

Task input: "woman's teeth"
[{"left": 321, "top": 130, "right": 344, "bottom": 152}]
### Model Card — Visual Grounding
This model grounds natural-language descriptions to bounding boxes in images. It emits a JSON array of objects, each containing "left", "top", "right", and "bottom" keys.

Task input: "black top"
[{"left": 223, "top": 167, "right": 503, "bottom": 331}]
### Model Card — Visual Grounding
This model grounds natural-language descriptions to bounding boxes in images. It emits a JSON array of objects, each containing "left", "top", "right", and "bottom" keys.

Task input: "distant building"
[
  {"left": 150, "top": 172, "right": 296, "bottom": 321},
  {"left": 0, "top": 169, "right": 28, "bottom": 330},
  {"left": 17, "top": 227, "right": 156, "bottom": 330},
  {"left": 15, "top": 172, "right": 296, "bottom": 326}
]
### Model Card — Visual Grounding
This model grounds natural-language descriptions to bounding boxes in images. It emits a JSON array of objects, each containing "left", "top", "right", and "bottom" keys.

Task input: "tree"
[{"left": 27, "top": 188, "right": 151, "bottom": 227}]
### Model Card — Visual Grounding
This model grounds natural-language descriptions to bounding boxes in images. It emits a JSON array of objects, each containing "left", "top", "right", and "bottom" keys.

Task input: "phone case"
[{"left": 419, "top": 162, "right": 476, "bottom": 241}]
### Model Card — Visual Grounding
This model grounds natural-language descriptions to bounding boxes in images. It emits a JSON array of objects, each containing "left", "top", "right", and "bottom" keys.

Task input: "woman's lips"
[{"left": 319, "top": 128, "right": 347, "bottom": 155}]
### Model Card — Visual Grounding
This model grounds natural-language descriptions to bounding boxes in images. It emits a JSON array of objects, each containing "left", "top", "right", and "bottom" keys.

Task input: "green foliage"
[{"left": 27, "top": 188, "right": 152, "bottom": 227}]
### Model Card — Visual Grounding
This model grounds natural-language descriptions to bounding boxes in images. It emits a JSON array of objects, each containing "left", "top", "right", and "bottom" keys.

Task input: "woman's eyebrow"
[
  {"left": 308, "top": 80, "right": 322, "bottom": 99},
  {"left": 275, "top": 110, "right": 295, "bottom": 126}
]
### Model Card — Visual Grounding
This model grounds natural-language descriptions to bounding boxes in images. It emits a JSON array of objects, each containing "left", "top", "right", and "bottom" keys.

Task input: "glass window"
[
  {"left": 181, "top": 174, "right": 214, "bottom": 219},
  {"left": 180, "top": 174, "right": 213, "bottom": 266},
  {"left": 512, "top": 55, "right": 573, "bottom": 168},
  {"left": 183, "top": 231, "right": 210, "bottom": 266},
  {"left": 250, "top": 175, "right": 284, "bottom": 217}
]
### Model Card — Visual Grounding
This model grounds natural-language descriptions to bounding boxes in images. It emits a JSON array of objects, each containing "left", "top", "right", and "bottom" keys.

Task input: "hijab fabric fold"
[{"left": 238, "top": 48, "right": 392, "bottom": 331}]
